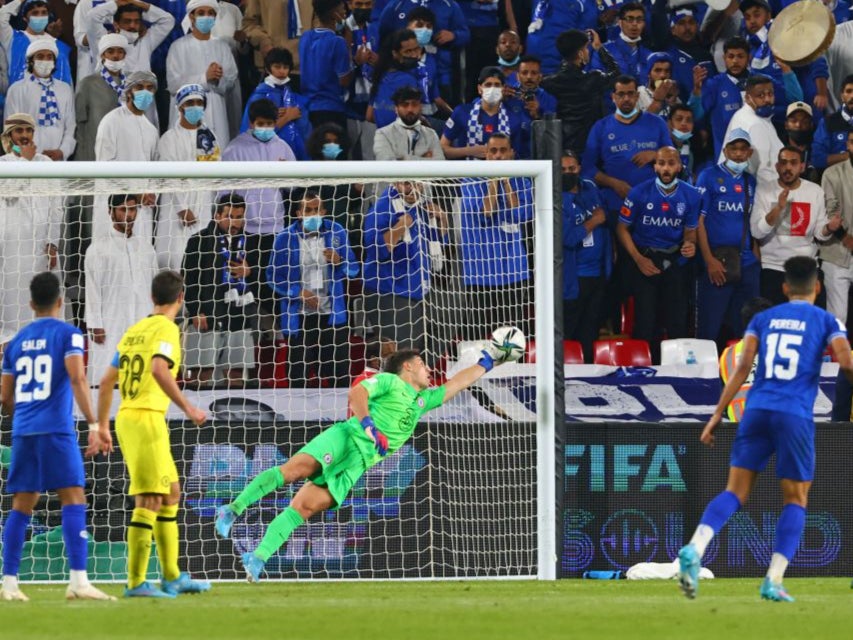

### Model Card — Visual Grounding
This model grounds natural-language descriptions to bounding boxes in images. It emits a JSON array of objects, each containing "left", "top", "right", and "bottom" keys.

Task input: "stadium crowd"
[{"left": 0, "top": 0, "right": 852, "bottom": 382}]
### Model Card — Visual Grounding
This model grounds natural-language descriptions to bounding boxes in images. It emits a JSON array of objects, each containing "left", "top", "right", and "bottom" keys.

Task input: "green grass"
[{"left": 3, "top": 579, "right": 852, "bottom": 640}]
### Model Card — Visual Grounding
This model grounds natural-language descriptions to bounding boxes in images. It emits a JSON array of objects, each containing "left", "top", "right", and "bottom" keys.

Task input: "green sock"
[
  {"left": 231, "top": 467, "right": 285, "bottom": 515},
  {"left": 254, "top": 507, "right": 304, "bottom": 562}
]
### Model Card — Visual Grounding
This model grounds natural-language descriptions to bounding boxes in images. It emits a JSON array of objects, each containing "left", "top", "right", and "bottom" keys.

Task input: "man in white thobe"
[
  {"left": 0, "top": 113, "right": 61, "bottom": 344},
  {"left": 84, "top": 193, "right": 158, "bottom": 385},
  {"left": 156, "top": 83, "right": 221, "bottom": 271},
  {"left": 4, "top": 37, "right": 75, "bottom": 160},
  {"left": 166, "top": 0, "right": 239, "bottom": 148},
  {"left": 93, "top": 70, "right": 159, "bottom": 241}
]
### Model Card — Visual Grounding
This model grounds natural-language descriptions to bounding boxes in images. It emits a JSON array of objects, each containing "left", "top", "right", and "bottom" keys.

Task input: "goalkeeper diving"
[{"left": 215, "top": 332, "right": 520, "bottom": 581}]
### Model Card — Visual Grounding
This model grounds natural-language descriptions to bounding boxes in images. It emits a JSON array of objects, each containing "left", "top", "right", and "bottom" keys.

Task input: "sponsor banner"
[{"left": 562, "top": 423, "right": 853, "bottom": 577}]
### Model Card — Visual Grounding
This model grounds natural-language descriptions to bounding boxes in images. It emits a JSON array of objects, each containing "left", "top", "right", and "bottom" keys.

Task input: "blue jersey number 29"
[
  {"left": 764, "top": 333, "right": 801, "bottom": 380},
  {"left": 14, "top": 354, "right": 53, "bottom": 402}
]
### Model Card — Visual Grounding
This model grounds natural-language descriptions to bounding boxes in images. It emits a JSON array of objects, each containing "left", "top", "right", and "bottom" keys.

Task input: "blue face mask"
[
  {"left": 725, "top": 159, "right": 749, "bottom": 174},
  {"left": 252, "top": 127, "right": 276, "bottom": 142},
  {"left": 183, "top": 105, "right": 205, "bottom": 125},
  {"left": 322, "top": 142, "right": 342, "bottom": 159},
  {"left": 302, "top": 216, "right": 323, "bottom": 233},
  {"left": 617, "top": 106, "right": 639, "bottom": 119},
  {"left": 132, "top": 89, "right": 154, "bottom": 111},
  {"left": 28, "top": 15, "right": 48, "bottom": 33},
  {"left": 754, "top": 104, "right": 773, "bottom": 118},
  {"left": 414, "top": 28, "right": 433, "bottom": 46},
  {"left": 671, "top": 129, "right": 693, "bottom": 143},
  {"left": 498, "top": 55, "right": 520, "bottom": 67},
  {"left": 195, "top": 16, "right": 216, "bottom": 34},
  {"left": 656, "top": 176, "right": 679, "bottom": 189}
]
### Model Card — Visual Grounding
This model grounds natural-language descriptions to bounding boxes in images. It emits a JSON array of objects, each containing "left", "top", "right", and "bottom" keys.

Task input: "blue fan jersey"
[
  {"left": 745, "top": 301, "right": 846, "bottom": 419},
  {"left": 1, "top": 318, "right": 85, "bottom": 437},
  {"left": 619, "top": 178, "right": 700, "bottom": 249},
  {"left": 696, "top": 164, "right": 758, "bottom": 269}
]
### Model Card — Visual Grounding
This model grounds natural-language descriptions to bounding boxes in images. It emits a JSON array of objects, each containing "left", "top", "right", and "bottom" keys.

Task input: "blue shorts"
[
  {"left": 7, "top": 433, "right": 85, "bottom": 493},
  {"left": 730, "top": 408, "right": 815, "bottom": 481}
]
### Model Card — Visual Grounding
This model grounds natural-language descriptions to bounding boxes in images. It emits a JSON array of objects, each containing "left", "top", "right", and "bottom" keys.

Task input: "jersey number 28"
[
  {"left": 14, "top": 354, "right": 52, "bottom": 402},
  {"left": 119, "top": 354, "right": 145, "bottom": 399},
  {"left": 764, "top": 333, "right": 802, "bottom": 380}
]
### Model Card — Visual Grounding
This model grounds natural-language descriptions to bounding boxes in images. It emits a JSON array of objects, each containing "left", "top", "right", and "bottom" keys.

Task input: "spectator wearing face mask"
[
  {"left": 0, "top": 0, "right": 72, "bottom": 85},
  {"left": 783, "top": 101, "right": 819, "bottom": 184},
  {"left": 590, "top": 3, "right": 652, "bottom": 88},
  {"left": 4, "top": 37, "right": 73, "bottom": 161}
]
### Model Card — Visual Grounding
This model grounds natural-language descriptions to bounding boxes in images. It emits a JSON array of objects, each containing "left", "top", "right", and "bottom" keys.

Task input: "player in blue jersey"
[
  {"left": 0, "top": 273, "right": 115, "bottom": 602},
  {"left": 677, "top": 256, "right": 853, "bottom": 602}
]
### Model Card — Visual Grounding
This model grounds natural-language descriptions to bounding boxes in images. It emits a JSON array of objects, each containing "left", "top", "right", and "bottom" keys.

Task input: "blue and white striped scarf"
[
  {"left": 30, "top": 74, "right": 59, "bottom": 126},
  {"left": 748, "top": 22, "right": 773, "bottom": 71},
  {"left": 100, "top": 66, "right": 125, "bottom": 106},
  {"left": 466, "top": 98, "right": 510, "bottom": 148}
]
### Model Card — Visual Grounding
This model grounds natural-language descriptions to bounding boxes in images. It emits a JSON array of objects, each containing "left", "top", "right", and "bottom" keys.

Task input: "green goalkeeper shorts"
[{"left": 299, "top": 423, "right": 370, "bottom": 508}]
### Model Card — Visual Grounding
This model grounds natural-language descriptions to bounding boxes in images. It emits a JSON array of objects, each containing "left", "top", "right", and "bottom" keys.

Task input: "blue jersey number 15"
[{"left": 764, "top": 333, "right": 801, "bottom": 380}]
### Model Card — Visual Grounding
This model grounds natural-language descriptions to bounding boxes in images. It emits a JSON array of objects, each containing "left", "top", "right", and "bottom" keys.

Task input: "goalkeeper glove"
[
  {"left": 477, "top": 343, "right": 503, "bottom": 372},
  {"left": 361, "top": 416, "right": 388, "bottom": 456}
]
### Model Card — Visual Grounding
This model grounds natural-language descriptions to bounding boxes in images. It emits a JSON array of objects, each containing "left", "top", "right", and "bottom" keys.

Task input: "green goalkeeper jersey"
[{"left": 347, "top": 372, "right": 446, "bottom": 464}]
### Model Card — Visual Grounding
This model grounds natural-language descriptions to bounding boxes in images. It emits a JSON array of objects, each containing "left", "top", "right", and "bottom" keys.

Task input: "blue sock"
[
  {"left": 699, "top": 490, "right": 742, "bottom": 534},
  {"left": 1, "top": 510, "right": 31, "bottom": 577},
  {"left": 61, "top": 504, "right": 88, "bottom": 571},
  {"left": 774, "top": 504, "right": 806, "bottom": 560}
]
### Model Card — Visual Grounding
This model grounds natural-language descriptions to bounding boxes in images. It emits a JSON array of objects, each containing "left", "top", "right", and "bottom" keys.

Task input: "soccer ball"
[{"left": 490, "top": 326, "right": 526, "bottom": 363}]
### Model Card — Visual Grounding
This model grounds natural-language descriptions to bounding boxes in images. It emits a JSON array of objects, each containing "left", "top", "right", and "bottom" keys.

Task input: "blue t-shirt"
[
  {"left": 581, "top": 112, "right": 672, "bottom": 212},
  {"left": 745, "top": 301, "right": 846, "bottom": 419},
  {"left": 371, "top": 61, "right": 439, "bottom": 129},
  {"left": 241, "top": 82, "right": 311, "bottom": 160},
  {"left": 563, "top": 180, "right": 608, "bottom": 277},
  {"left": 442, "top": 99, "right": 531, "bottom": 159},
  {"left": 619, "top": 178, "right": 700, "bottom": 249},
  {"left": 298, "top": 28, "right": 352, "bottom": 113},
  {"left": 504, "top": 77, "right": 558, "bottom": 117},
  {"left": 525, "top": 0, "right": 593, "bottom": 74},
  {"left": 590, "top": 38, "right": 651, "bottom": 87},
  {"left": 701, "top": 73, "right": 745, "bottom": 157},
  {"left": 2, "top": 318, "right": 85, "bottom": 437},
  {"left": 696, "top": 164, "right": 758, "bottom": 268},
  {"left": 812, "top": 112, "right": 853, "bottom": 168}
]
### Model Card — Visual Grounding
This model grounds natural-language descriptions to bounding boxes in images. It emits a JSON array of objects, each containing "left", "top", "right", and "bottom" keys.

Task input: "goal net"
[{"left": 0, "top": 161, "right": 555, "bottom": 582}]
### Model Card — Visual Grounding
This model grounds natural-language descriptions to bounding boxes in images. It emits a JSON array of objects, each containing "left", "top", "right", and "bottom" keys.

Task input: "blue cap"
[
  {"left": 724, "top": 128, "right": 752, "bottom": 146},
  {"left": 669, "top": 7, "right": 695, "bottom": 27},
  {"left": 176, "top": 83, "right": 207, "bottom": 108},
  {"left": 646, "top": 51, "right": 673, "bottom": 67}
]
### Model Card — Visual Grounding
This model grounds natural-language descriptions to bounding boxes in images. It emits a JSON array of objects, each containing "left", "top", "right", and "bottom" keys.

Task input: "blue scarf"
[
  {"left": 31, "top": 74, "right": 59, "bottom": 126},
  {"left": 100, "top": 66, "right": 125, "bottom": 106},
  {"left": 219, "top": 233, "right": 247, "bottom": 293}
]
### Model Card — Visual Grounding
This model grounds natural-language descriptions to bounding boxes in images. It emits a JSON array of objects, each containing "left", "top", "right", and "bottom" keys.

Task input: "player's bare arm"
[
  {"left": 0, "top": 372, "right": 14, "bottom": 417},
  {"left": 150, "top": 356, "right": 207, "bottom": 426},
  {"left": 830, "top": 336, "right": 853, "bottom": 383},
  {"left": 65, "top": 354, "right": 112, "bottom": 455}
]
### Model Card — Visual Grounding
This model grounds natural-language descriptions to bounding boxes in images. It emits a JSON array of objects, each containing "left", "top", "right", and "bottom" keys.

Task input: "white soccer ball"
[{"left": 490, "top": 326, "right": 526, "bottom": 363}]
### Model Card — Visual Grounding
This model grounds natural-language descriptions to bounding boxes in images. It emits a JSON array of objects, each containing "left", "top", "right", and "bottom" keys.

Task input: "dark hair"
[
  {"left": 745, "top": 74, "right": 772, "bottom": 91},
  {"left": 841, "top": 73, "right": 853, "bottom": 92},
  {"left": 723, "top": 35, "right": 750, "bottom": 53},
  {"left": 562, "top": 149, "right": 580, "bottom": 160},
  {"left": 518, "top": 54, "right": 541, "bottom": 67},
  {"left": 264, "top": 47, "right": 293, "bottom": 72},
  {"left": 151, "top": 270, "right": 183, "bottom": 305},
  {"left": 108, "top": 193, "right": 138, "bottom": 210},
  {"left": 248, "top": 98, "right": 277, "bottom": 123},
  {"left": 30, "top": 271, "right": 61, "bottom": 310},
  {"left": 619, "top": 2, "right": 645, "bottom": 18},
  {"left": 668, "top": 104, "right": 693, "bottom": 121},
  {"left": 740, "top": 297, "right": 773, "bottom": 328},
  {"left": 114, "top": 4, "right": 143, "bottom": 21},
  {"left": 478, "top": 65, "right": 504, "bottom": 85},
  {"left": 779, "top": 145, "right": 805, "bottom": 162},
  {"left": 306, "top": 122, "right": 348, "bottom": 159},
  {"left": 371, "top": 29, "right": 418, "bottom": 95},
  {"left": 391, "top": 85, "right": 423, "bottom": 104},
  {"left": 487, "top": 132, "right": 511, "bottom": 144},
  {"left": 384, "top": 348, "right": 421, "bottom": 374},
  {"left": 613, "top": 74, "right": 638, "bottom": 90},
  {"left": 299, "top": 188, "right": 322, "bottom": 207},
  {"left": 312, "top": 0, "right": 344, "bottom": 21},
  {"left": 405, "top": 6, "right": 435, "bottom": 25},
  {"left": 783, "top": 256, "right": 818, "bottom": 295},
  {"left": 215, "top": 192, "right": 246, "bottom": 214},
  {"left": 555, "top": 29, "right": 590, "bottom": 61}
]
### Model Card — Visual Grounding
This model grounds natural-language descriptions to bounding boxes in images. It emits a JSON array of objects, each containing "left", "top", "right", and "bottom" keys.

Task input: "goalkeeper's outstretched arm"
[{"left": 443, "top": 346, "right": 505, "bottom": 402}]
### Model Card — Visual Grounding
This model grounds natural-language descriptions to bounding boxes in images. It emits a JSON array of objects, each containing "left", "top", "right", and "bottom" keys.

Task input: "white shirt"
[
  {"left": 719, "top": 103, "right": 783, "bottom": 185},
  {"left": 4, "top": 75, "right": 76, "bottom": 159},
  {"left": 94, "top": 103, "right": 158, "bottom": 161},
  {"left": 751, "top": 178, "right": 831, "bottom": 272},
  {"left": 299, "top": 233, "right": 331, "bottom": 314}
]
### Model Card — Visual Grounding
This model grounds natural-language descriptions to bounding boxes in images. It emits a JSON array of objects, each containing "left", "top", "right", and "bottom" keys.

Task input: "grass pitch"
[{"left": 2, "top": 578, "right": 852, "bottom": 640}]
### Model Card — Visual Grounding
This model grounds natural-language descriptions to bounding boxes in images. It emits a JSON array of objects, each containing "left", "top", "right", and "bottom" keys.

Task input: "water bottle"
[
  {"left": 583, "top": 570, "right": 622, "bottom": 579},
  {"left": 686, "top": 350, "right": 697, "bottom": 365}
]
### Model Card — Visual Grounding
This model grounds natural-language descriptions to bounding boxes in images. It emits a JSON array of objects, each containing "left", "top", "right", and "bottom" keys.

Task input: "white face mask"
[
  {"left": 481, "top": 86, "right": 503, "bottom": 105},
  {"left": 33, "top": 59, "right": 54, "bottom": 78},
  {"left": 103, "top": 59, "right": 125, "bottom": 73},
  {"left": 120, "top": 29, "right": 139, "bottom": 44},
  {"left": 265, "top": 74, "right": 290, "bottom": 86}
]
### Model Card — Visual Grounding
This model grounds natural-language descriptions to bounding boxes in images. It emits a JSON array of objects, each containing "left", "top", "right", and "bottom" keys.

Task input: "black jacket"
[
  {"left": 541, "top": 48, "right": 621, "bottom": 155},
  {"left": 182, "top": 221, "right": 263, "bottom": 331}
]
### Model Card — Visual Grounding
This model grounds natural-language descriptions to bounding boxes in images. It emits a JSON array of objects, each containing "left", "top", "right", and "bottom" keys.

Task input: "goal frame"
[{"left": 0, "top": 160, "right": 556, "bottom": 581}]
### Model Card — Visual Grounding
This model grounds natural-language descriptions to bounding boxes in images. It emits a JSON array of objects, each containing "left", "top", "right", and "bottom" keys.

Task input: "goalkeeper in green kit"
[{"left": 215, "top": 340, "right": 516, "bottom": 582}]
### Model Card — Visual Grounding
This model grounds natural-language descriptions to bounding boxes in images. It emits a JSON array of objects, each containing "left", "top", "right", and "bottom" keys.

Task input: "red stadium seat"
[
  {"left": 593, "top": 339, "right": 652, "bottom": 366},
  {"left": 562, "top": 340, "right": 584, "bottom": 364}
]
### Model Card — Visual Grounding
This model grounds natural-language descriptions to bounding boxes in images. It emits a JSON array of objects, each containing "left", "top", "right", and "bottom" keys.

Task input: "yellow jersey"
[
  {"left": 719, "top": 339, "right": 757, "bottom": 422},
  {"left": 114, "top": 315, "right": 181, "bottom": 414}
]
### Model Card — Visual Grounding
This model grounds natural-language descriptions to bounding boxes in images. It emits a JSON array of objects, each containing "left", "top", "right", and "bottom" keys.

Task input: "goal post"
[{"left": 0, "top": 160, "right": 556, "bottom": 581}]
